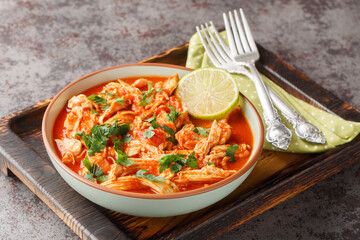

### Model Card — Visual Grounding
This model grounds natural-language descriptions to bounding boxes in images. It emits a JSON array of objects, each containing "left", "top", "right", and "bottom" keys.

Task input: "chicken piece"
[
  {"left": 132, "top": 78, "right": 151, "bottom": 88},
  {"left": 175, "top": 123, "right": 205, "bottom": 150},
  {"left": 108, "top": 163, "right": 124, "bottom": 181},
  {"left": 99, "top": 100, "right": 130, "bottom": 123},
  {"left": 194, "top": 120, "right": 222, "bottom": 156},
  {"left": 162, "top": 73, "right": 179, "bottom": 96},
  {"left": 88, "top": 149, "right": 111, "bottom": 173},
  {"left": 119, "top": 158, "right": 160, "bottom": 176},
  {"left": 218, "top": 119, "right": 232, "bottom": 144},
  {"left": 193, "top": 119, "right": 233, "bottom": 157},
  {"left": 101, "top": 176, "right": 179, "bottom": 193},
  {"left": 67, "top": 94, "right": 94, "bottom": 109},
  {"left": 105, "top": 110, "right": 136, "bottom": 125},
  {"left": 125, "top": 139, "right": 163, "bottom": 158},
  {"left": 64, "top": 95, "right": 98, "bottom": 137},
  {"left": 203, "top": 144, "right": 251, "bottom": 169},
  {"left": 55, "top": 138, "right": 86, "bottom": 165},
  {"left": 174, "top": 165, "right": 236, "bottom": 184},
  {"left": 175, "top": 110, "right": 190, "bottom": 130}
]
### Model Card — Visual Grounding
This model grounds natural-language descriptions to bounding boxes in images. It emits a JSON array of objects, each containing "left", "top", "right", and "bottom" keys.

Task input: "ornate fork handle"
[
  {"left": 268, "top": 89, "right": 326, "bottom": 144},
  {"left": 228, "top": 63, "right": 325, "bottom": 145}
]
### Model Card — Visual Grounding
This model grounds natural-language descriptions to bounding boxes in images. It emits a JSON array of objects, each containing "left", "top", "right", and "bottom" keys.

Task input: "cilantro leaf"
[
  {"left": 96, "top": 175, "right": 109, "bottom": 182},
  {"left": 91, "top": 108, "right": 99, "bottom": 115},
  {"left": 160, "top": 125, "right": 175, "bottom": 137},
  {"left": 145, "top": 112, "right": 156, "bottom": 123},
  {"left": 166, "top": 105, "right": 182, "bottom": 123},
  {"left": 143, "top": 126, "right": 155, "bottom": 139},
  {"left": 170, "top": 163, "right": 182, "bottom": 173},
  {"left": 207, "top": 162, "right": 214, "bottom": 166},
  {"left": 139, "top": 94, "right": 153, "bottom": 106},
  {"left": 133, "top": 169, "right": 166, "bottom": 182},
  {"left": 109, "top": 121, "right": 131, "bottom": 136},
  {"left": 193, "top": 127, "right": 210, "bottom": 137},
  {"left": 100, "top": 88, "right": 115, "bottom": 97},
  {"left": 82, "top": 157, "right": 107, "bottom": 181},
  {"left": 113, "top": 137, "right": 124, "bottom": 152},
  {"left": 156, "top": 88, "right": 162, "bottom": 93},
  {"left": 113, "top": 138, "right": 134, "bottom": 166},
  {"left": 100, "top": 104, "right": 109, "bottom": 110},
  {"left": 167, "top": 137, "right": 178, "bottom": 145},
  {"left": 122, "top": 134, "right": 133, "bottom": 144},
  {"left": 75, "top": 128, "right": 107, "bottom": 157},
  {"left": 158, "top": 153, "right": 185, "bottom": 173},
  {"left": 139, "top": 82, "right": 154, "bottom": 106},
  {"left": 145, "top": 113, "right": 160, "bottom": 129},
  {"left": 158, "top": 152, "right": 197, "bottom": 173},
  {"left": 115, "top": 97, "right": 125, "bottom": 105},
  {"left": 115, "top": 151, "right": 134, "bottom": 166},
  {"left": 82, "top": 156, "right": 92, "bottom": 171},
  {"left": 226, "top": 145, "right": 239, "bottom": 163},
  {"left": 186, "top": 152, "right": 198, "bottom": 169},
  {"left": 87, "top": 94, "right": 107, "bottom": 104},
  {"left": 84, "top": 172, "right": 95, "bottom": 181},
  {"left": 92, "top": 164, "right": 105, "bottom": 177}
]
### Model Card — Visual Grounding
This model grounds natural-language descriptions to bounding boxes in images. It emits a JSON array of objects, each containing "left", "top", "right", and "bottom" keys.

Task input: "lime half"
[{"left": 176, "top": 68, "right": 239, "bottom": 120}]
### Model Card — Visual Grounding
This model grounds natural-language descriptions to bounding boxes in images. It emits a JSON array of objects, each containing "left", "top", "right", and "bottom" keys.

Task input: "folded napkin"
[{"left": 186, "top": 32, "right": 360, "bottom": 153}]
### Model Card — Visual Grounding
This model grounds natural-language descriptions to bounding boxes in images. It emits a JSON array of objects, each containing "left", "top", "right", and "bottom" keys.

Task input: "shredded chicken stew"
[{"left": 53, "top": 74, "right": 253, "bottom": 194}]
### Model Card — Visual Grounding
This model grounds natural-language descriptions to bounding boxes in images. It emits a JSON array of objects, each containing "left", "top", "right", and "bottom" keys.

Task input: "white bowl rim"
[{"left": 42, "top": 62, "right": 264, "bottom": 200}]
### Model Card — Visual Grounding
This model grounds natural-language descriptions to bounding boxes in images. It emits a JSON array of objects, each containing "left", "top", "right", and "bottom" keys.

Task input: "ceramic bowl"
[{"left": 42, "top": 63, "right": 264, "bottom": 217}]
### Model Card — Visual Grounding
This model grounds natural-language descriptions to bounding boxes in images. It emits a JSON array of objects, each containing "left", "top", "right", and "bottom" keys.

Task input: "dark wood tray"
[{"left": 1, "top": 43, "right": 360, "bottom": 240}]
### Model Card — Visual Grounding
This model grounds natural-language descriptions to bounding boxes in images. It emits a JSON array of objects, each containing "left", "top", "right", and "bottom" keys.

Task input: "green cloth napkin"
[{"left": 186, "top": 31, "right": 360, "bottom": 153}]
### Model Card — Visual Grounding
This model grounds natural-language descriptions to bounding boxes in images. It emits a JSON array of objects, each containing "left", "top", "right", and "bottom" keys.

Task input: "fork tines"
[
  {"left": 223, "top": 8, "right": 258, "bottom": 60},
  {"left": 196, "top": 22, "right": 233, "bottom": 67}
]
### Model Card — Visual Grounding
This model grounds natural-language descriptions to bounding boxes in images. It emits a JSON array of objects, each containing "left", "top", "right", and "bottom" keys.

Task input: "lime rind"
[{"left": 176, "top": 68, "right": 239, "bottom": 120}]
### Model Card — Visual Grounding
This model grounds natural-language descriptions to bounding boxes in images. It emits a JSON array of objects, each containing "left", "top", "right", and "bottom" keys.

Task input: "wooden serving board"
[{"left": 1, "top": 43, "right": 360, "bottom": 240}]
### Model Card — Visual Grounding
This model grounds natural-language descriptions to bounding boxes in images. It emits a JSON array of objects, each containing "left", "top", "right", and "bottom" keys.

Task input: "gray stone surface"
[{"left": 0, "top": 0, "right": 359, "bottom": 239}]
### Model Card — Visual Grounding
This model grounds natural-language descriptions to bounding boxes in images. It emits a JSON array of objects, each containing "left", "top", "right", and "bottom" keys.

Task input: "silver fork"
[{"left": 196, "top": 10, "right": 325, "bottom": 149}]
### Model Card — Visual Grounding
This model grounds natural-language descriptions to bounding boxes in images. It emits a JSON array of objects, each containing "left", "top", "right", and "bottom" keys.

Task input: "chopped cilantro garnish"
[
  {"left": 115, "top": 97, "right": 125, "bottom": 105},
  {"left": 113, "top": 138, "right": 134, "bottom": 166},
  {"left": 207, "top": 161, "right": 214, "bottom": 166},
  {"left": 158, "top": 153, "right": 185, "bottom": 173},
  {"left": 96, "top": 175, "right": 109, "bottom": 182},
  {"left": 100, "top": 88, "right": 115, "bottom": 97},
  {"left": 156, "top": 88, "right": 163, "bottom": 93},
  {"left": 143, "top": 126, "right": 155, "bottom": 139},
  {"left": 109, "top": 121, "right": 131, "bottom": 136},
  {"left": 75, "top": 121, "right": 131, "bottom": 156},
  {"left": 160, "top": 125, "right": 175, "bottom": 137},
  {"left": 226, "top": 145, "right": 239, "bottom": 163},
  {"left": 139, "top": 82, "right": 154, "bottom": 106},
  {"left": 167, "top": 137, "right": 178, "bottom": 145},
  {"left": 115, "top": 151, "right": 134, "bottom": 166},
  {"left": 145, "top": 113, "right": 160, "bottom": 129},
  {"left": 82, "top": 157, "right": 108, "bottom": 182},
  {"left": 87, "top": 94, "right": 107, "bottom": 104},
  {"left": 122, "top": 134, "right": 133, "bottom": 144},
  {"left": 158, "top": 152, "right": 198, "bottom": 173},
  {"left": 166, "top": 105, "right": 182, "bottom": 123},
  {"left": 193, "top": 127, "right": 210, "bottom": 137},
  {"left": 100, "top": 104, "right": 109, "bottom": 110},
  {"left": 139, "top": 94, "right": 153, "bottom": 106},
  {"left": 133, "top": 169, "right": 166, "bottom": 182},
  {"left": 186, "top": 152, "right": 198, "bottom": 169},
  {"left": 91, "top": 108, "right": 99, "bottom": 115}
]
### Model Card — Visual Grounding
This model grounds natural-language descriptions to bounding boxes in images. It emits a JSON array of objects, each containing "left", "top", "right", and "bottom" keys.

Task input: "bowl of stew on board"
[{"left": 42, "top": 63, "right": 264, "bottom": 217}]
